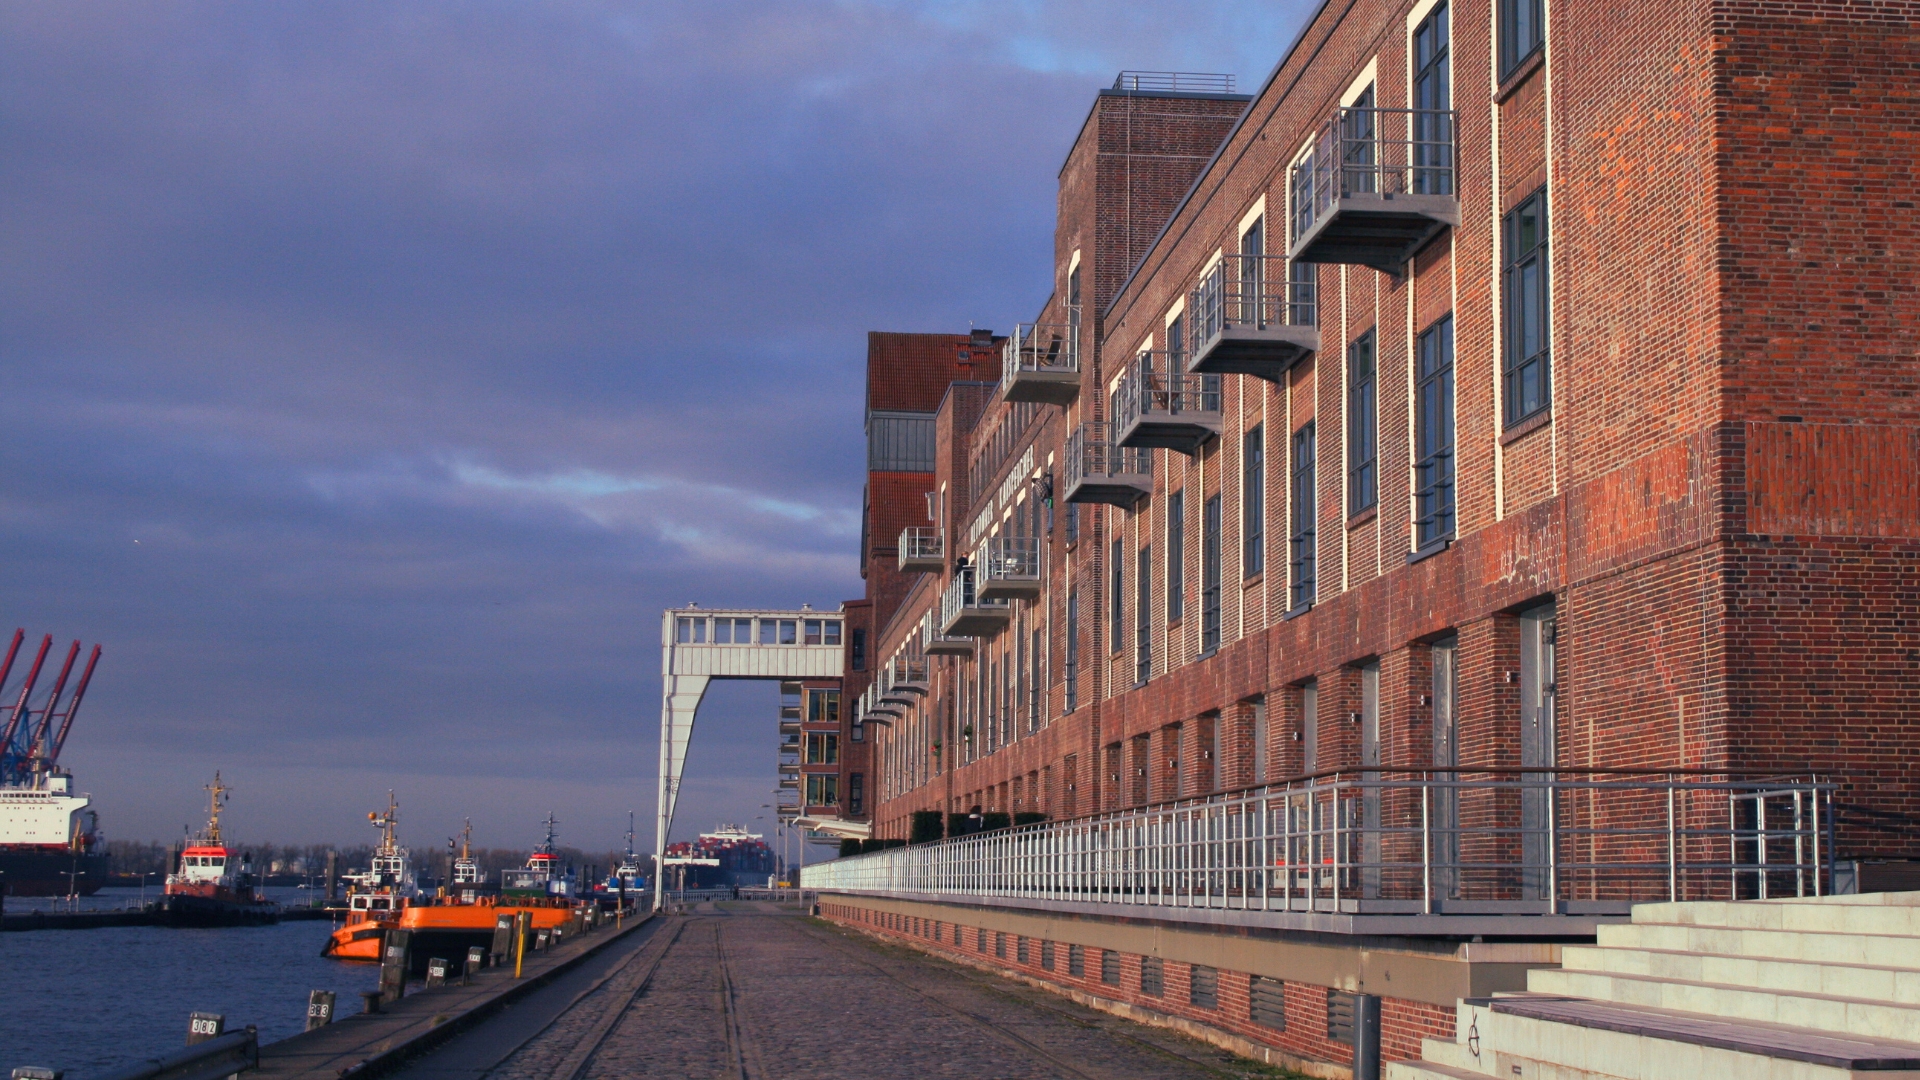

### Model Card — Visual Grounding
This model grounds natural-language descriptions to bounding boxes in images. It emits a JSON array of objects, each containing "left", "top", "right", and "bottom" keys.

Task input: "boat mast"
[
  {"left": 204, "top": 772, "right": 229, "bottom": 845},
  {"left": 369, "top": 791, "right": 399, "bottom": 855}
]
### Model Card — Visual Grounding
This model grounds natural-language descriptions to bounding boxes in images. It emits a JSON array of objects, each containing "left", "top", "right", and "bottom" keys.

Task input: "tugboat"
[
  {"left": 321, "top": 793, "right": 413, "bottom": 961},
  {"left": 449, "top": 818, "right": 485, "bottom": 903},
  {"left": 391, "top": 815, "right": 584, "bottom": 973},
  {"left": 599, "top": 813, "right": 646, "bottom": 900},
  {"left": 157, "top": 773, "right": 280, "bottom": 927}
]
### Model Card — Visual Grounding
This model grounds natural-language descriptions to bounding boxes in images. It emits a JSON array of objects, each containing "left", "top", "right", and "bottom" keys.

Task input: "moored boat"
[
  {"left": 321, "top": 793, "right": 413, "bottom": 960},
  {"left": 0, "top": 632, "right": 109, "bottom": 896},
  {"left": 391, "top": 816, "right": 586, "bottom": 972},
  {"left": 157, "top": 773, "right": 280, "bottom": 927}
]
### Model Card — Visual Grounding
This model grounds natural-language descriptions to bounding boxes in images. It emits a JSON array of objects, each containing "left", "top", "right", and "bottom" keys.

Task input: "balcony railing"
[
  {"left": 922, "top": 610, "right": 973, "bottom": 656},
  {"left": 1000, "top": 321, "right": 1080, "bottom": 405},
  {"left": 1062, "top": 422, "right": 1151, "bottom": 509},
  {"left": 882, "top": 654, "right": 929, "bottom": 703},
  {"left": 897, "top": 527, "right": 944, "bottom": 573},
  {"left": 1114, "top": 353, "right": 1221, "bottom": 454},
  {"left": 1288, "top": 106, "right": 1459, "bottom": 274},
  {"left": 940, "top": 565, "right": 1009, "bottom": 638},
  {"left": 978, "top": 536, "right": 1042, "bottom": 600},
  {"left": 803, "top": 769, "right": 1837, "bottom": 920},
  {"left": 1189, "top": 254, "right": 1318, "bottom": 380}
]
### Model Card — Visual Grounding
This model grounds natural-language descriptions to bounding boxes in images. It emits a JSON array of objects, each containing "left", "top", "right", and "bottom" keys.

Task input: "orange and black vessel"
[{"left": 321, "top": 793, "right": 413, "bottom": 960}]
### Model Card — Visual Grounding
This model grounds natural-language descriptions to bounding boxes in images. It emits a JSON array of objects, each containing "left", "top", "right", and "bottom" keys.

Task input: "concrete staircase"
[{"left": 1386, "top": 892, "right": 1920, "bottom": 1080}]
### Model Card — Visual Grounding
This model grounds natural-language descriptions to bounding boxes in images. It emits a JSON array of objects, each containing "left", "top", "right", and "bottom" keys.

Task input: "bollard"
[
  {"left": 1352, "top": 993, "right": 1382, "bottom": 1080},
  {"left": 361, "top": 990, "right": 382, "bottom": 1015},
  {"left": 379, "top": 930, "right": 412, "bottom": 1004},
  {"left": 491, "top": 912, "right": 515, "bottom": 967},
  {"left": 305, "top": 990, "right": 336, "bottom": 1032},
  {"left": 535, "top": 928, "right": 550, "bottom": 951},
  {"left": 425, "top": 957, "right": 449, "bottom": 988},
  {"left": 513, "top": 911, "right": 529, "bottom": 978},
  {"left": 465, "top": 946, "right": 484, "bottom": 983},
  {"left": 187, "top": 1012, "right": 224, "bottom": 1046}
]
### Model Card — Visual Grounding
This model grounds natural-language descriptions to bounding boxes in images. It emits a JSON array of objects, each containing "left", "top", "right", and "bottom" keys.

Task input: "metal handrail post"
[
  {"left": 1813, "top": 782, "right": 1825, "bottom": 897},
  {"left": 1546, "top": 781, "right": 1558, "bottom": 912},
  {"left": 1422, "top": 784, "right": 1433, "bottom": 914},
  {"left": 1794, "top": 789, "right": 1806, "bottom": 898},
  {"left": 1666, "top": 782, "right": 1678, "bottom": 902}
]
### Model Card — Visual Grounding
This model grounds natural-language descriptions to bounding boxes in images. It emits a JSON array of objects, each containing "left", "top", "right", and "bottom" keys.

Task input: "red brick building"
[{"left": 813, "top": 0, "right": 1920, "bottom": 1070}]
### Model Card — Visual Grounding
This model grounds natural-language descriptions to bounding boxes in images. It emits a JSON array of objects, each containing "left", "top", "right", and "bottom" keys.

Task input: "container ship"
[
  {"left": 157, "top": 773, "right": 279, "bottom": 926},
  {"left": 0, "top": 632, "right": 108, "bottom": 897},
  {"left": 661, "top": 824, "right": 775, "bottom": 889}
]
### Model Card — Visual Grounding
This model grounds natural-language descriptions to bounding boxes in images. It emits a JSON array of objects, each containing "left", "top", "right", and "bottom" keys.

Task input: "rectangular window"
[
  {"left": 1069, "top": 944, "right": 1086, "bottom": 977},
  {"left": 1252, "top": 698, "right": 1269, "bottom": 784},
  {"left": 805, "top": 775, "right": 838, "bottom": 806},
  {"left": 1500, "top": 0, "right": 1544, "bottom": 80},
  {"left": 1110, "top": 539, "right": 1124, "bottom": 654},
  {"left": 1414, "top": 2, "right": 1453, "bottom": 195},
  {"left": 1101, "top": 950, "right": 1121, "bottom": 986},
  {"left": 1136, "top": 545, "right": 1152, "bottom": 685},
  {"left": 1287, "top": 261, "right": 1316, "bottom": 326},
  {"left": 804, "top": 619, "right": 823, "bottom": 645},
  {"left": 807, "top": 689, "right": 840, "bottom": 725},
  {"left": 1251, "top": 976, "right": 1287, "bottom": 1030},
  {"left": 1289, "top": 423, "right": 1317, "bottom": 611},
  {"left": 1201, "top": 494, "right": 1222, "bottom": 653},
  {"left": 1343, "top": 85, "right": 1377, "bottom": 194},
  {"left": 1065, "top": 501, "right": 1079, "bottom": 543},
  {"left": 1190, "top": 965, "right": 1219, "bottom": 1010},
  {"left": 779, "top": 619, "right": 798, "bottom": 645},
  {"left": 1165, "top": 490, "right": 1184, "bottom": 623},
  {"left": 713, "top": 618, "right": 732, "bottom": 644},
  {"left": 1140, "top": 956, "right": 1164, "bottom": 997},
  {"left": 849, "top": 628, "right": 866, "bottom": 670},
  {"left": 1030, "top": 627, "right": 1042, "bottom": 729},
  {"left": 1041, "top": 940, "right": 1056, "bottom": 971},
  {"left": 848, "top": 773, "right": 863, "bottom": 815},
  {"left": 1243, "top": 426, "right": 1264, "bottom": 577},
  {"left": 1064, "top": 589, "right": 1079, "bottom": 713},
  {"left": 1068, "top": 265, "right": 1082, "bottom": 359},
  {"left": 1166, "top": 313, "right": 1185, "bottom": 369},
  {"left": 1504, "top": 189, "right": 1551, "bottom": 425},
  {"left": 676, "top": 617, "right": 706, "bottom": 644},
  {"left": 824, "top": 620, "right": 841, "bottom": 645},
  {"left": 1416, "top": 315, "right": 1457, "bottom": 549},
  {"left": 1347, "top": 329, "right": 1377, "bottom": 515},
  {"left": 995, "top": 932, "right": 1006, "bottom": 959}
]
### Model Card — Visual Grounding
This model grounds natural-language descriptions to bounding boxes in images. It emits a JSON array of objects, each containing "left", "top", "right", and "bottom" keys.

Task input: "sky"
[{"left": 0, "top": 0, "right": 1309, "bottom": 857}]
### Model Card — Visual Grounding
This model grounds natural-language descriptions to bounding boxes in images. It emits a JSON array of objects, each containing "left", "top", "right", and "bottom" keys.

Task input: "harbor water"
[{"left": 1, "top": 889, "right": 377, "bottom": 1078}]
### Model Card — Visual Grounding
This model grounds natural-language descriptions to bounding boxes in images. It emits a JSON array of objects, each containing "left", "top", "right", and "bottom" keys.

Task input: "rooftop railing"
[
  {"left": 1000, "top": 320, "right": 1080, "bottom": 405},
  {"left": 1062, "top": 421, "right": 1152, "bottom": 509},
  {"left": 804, "top": 769, "right": 1836, "bottom": 918},
  {"left": 1288, "top": 106, "right": 1459, "bottom": 273},
  {"left": 1112, "top": 71, "right": 1237, "bottom": 95}
]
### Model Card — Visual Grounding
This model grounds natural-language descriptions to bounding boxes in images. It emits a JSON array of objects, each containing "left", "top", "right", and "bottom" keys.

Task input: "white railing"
[
  {"left": 803, "top": 769, "right": 1836, "bottom": 915},
  {"left": 981, "top": 536, "right": 1042, "bottom": 587},
  {"left": 898, "top": 527, "right": 944, "bottom": 564}
]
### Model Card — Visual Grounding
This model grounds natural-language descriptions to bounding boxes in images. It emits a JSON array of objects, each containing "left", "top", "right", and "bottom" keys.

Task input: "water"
[{"left": 1, "top": 889, "right": 377, "bottom": 1077}]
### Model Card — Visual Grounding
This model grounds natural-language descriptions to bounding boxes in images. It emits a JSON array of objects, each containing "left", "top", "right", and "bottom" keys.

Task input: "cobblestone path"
[{"left": 483, "top": 901, "right": 1298, "bottom": 1080}]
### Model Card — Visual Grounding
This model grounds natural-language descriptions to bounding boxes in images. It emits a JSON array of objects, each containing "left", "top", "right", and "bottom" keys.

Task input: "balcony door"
[
  {"left": 1431, "top": 637, "right": 1459, "bottom": 900},
  {"left": 1519, "top": 604, "right": 1557, "bottom": 901},
  {"left": 1358, "top": 662, "right": 1381, "bottom": 898}
]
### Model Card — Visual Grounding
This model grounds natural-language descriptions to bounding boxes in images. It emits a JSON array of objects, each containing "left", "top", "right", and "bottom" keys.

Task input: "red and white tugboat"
[{"left": 158, "top": 773, "right": 280, "bottom": 927}]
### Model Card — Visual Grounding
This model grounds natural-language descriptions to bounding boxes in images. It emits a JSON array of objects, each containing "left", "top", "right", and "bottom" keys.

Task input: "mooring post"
[
  {"left": 513, "top": 911, "right": 529, "bottom": 978},
  {"left": 305, "top": 990, "right": 335, "bottom": 1031},
  {"left": 379, "top": 929, "right": 411, "bottom": 1004}
]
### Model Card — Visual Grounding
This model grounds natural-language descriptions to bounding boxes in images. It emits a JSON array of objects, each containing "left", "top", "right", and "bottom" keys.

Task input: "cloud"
[{"left": 0, "top": 0, "right": 1308, "bottom": 851}]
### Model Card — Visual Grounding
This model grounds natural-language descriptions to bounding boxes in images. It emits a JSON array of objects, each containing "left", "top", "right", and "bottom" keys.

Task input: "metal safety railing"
[
  {"left": 981, "top": 536, "right": 1042, "bottom": 589},
  {"left": 1290, "top": 106, "right": 1456, "bottom": 242},
  {"left": 1192, "top": 253, "right": 1316, "bottom": 344},
  {"left": 1002, "top": 321, "right": 1079, "bottom": 380},
  {"left": 1113, "top": 71, "right": 1236, "bottom": 94},
  {"left": 940, "top": 564, "right": 1008, "bottom": 634},
  {"left": 1064, "top": 422, "right": 1151, "bottom": 491},
  {"left": 898, "top": 527, "right": 943, "bottom": 564},
  {"left": 802, "top": 769, "right": 1837, "bottom": 915},
  {"left": 1114, "top": 354, "right": 1221, "bottom": 433}
]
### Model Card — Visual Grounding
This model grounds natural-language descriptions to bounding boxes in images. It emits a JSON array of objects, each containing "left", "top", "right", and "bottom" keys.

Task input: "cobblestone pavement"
[{"left": 486, "top": 901, "right": 1300, "bottom": 1080}]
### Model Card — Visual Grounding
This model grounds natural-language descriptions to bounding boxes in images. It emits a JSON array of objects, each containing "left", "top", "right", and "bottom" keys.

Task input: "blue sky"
[{"left": 0, "top": 0, "right": 1309, "bottom": 854}]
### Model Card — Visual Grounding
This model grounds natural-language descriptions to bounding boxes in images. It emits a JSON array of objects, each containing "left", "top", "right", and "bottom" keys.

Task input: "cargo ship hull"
[{"left": 0, "top": 848, "right": 108, "bottom": 897}]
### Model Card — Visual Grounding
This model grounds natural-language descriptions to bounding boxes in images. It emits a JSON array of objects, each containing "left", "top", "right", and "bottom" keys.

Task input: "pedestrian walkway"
[{"left": 392, "top": 901, "right": 1302, "bottom": 1080}]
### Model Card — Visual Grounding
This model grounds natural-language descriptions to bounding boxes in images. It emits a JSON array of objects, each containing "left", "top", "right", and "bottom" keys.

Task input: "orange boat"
[
  {"left": 321, "top": 793, "right": 414, "bottom": 961},
  {"left": 393, "top": 816, "right": 591, "bottom": 969}
]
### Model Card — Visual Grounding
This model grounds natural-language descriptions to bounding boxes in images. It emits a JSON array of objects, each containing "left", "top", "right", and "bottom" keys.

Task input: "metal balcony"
[
  {"left": 999, "top": 320, "right": 1080, "bottom": 405},
  {"left": 977, "top": 536, "right": 1042, "bottom": 600},
  {"left": 1063, "top": 422, "right": 1151, "bottom": 508},
  {"left": 940, "top": 565, "right": 1009, "bottom": 638},
  {"left": 897, "top": 527, "right": 944, "bottom": 573},
  {"left": 922, "top": 612, "right": 974, "bottom": 656},
  {"left": 888, "top": 654, "right": 930, "bottom": 696},
  {"left": 1114, "top": 354, "right": 1221, "bottom": 454},
  {"left": 1189, "top": 254, "right": 1317, "bottom": 381},
  {"left": 1288, "top": 106, "right": 1458, "bottom": 274}
]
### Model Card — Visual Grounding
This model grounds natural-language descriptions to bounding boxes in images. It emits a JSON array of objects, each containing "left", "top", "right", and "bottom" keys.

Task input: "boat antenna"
[
  {"left": 369, "top": 790, "right": 399, "bottom": 853},
  {"left": 540, "top": 811, "right": 559, "bottom": 854},
  {"left": 625, "top": 811, "right": 635, "bottom": 859},
  {"left": 204, "top": 772, "right": 230, "bottom": 845},
  {"left": 460, "top": 817, "right": 472, "bottom": 860}
]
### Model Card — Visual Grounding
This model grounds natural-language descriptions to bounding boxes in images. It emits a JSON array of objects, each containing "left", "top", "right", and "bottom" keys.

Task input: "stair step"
[
  {"left": 1488, "top": 993, "right": 1920, "bottom": 1074},
  {"left": 1532, "top": 968, "right": 1920, "bottom": 1042},
  {"left": 1632, "top": 897, "right": 1920, "bottom": 938},
  {"left": 1561, "top": 943, "right": 1920, "bottom": 1004},
  {"left": 1599, "top": 922, "right": 1920, "bottom": 969}
]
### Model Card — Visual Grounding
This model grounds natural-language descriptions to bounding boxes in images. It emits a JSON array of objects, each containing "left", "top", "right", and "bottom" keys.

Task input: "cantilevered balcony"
[
  {"left": 940, "top": 565, "right": 1009, "bottom": 638},
  {"left": 888, "top": 653, "right": 930, "bottom": 696},
  {"left": 897, "top": 527, "right": 944, "bottom": 573},
  {"left": 1288, "top": 106, "right": 1458, "bottom": 274},
  {"left": 998, "top": 320, "right": 1080, "bottom": 405},
  {"left": 977, "top": 536, "right": 1042, "bottom": 600},
  {"left": 922, "top": 611, "right": 974, "bottom": 656},
  {"left": 1189, "top": 254, "right": 1318, "bottom": 381},
  {"left": 1062, "top": 422, "right": 1151, "bottom": 508},
  {"left": 1114, "top": 353, "right": 1221, "bottom": 454}
]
